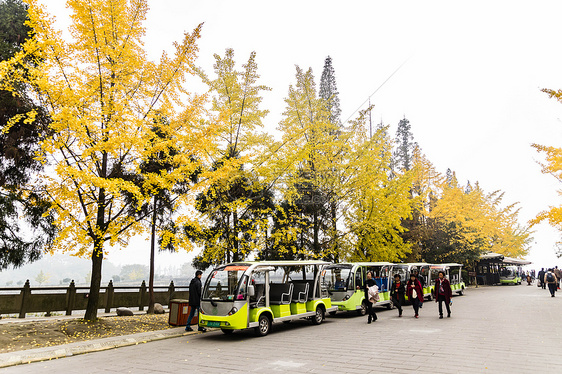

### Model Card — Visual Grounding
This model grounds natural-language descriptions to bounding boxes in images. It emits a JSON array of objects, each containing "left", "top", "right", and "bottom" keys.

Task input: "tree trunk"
[
  {"left": 226, "top": 214, "right": 231, "bottom": 263},
  {"left": 84, "top": 235, "right": 104, "bottom": 322},
  {"left": 331, "top": 199, "right": 337, "bottom": 261},
  {"left": 84, "top": 184, "right": 107, "bottom": 322},
  {"left": 299, "top": 212, "right": 304, "bottom": 256},
  {"left": 233, "top": 210, "right": 239, "bottom": 262},
  {"left": 313, "top": 205, "right": 319, "bottom": 256},
  {"left": 264, "top": 226, "right": 269, "bottom": 260},
  {"left": 147, "top": 196, "right": 158, "bottom": 314}
]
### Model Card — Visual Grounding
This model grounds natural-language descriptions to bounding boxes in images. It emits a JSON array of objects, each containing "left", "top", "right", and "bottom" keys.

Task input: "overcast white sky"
[{"left": 35, "top": 0, "right": 562, "bottom": 270}]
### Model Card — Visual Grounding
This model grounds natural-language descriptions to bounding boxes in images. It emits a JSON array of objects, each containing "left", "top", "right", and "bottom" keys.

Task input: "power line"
[{"left": 343, "top": 55, "right": 412, "bottom": 125}]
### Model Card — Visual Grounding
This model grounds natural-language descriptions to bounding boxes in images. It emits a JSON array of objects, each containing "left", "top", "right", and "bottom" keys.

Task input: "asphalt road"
[{"left": 4, "top": 282, "right": 562, "bottom": 373}]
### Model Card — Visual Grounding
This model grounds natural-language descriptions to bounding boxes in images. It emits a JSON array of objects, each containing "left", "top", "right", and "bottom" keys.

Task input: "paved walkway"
[{"left": 2, "top": 283, "right": 562, "bottom": 373}]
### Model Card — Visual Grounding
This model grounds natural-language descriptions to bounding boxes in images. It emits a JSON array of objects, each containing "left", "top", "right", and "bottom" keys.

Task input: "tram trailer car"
[
  {"left": 322, "top": 262, "right": 396, "bottom": 315},
  {"left": 392, "top": 263, "right": 433, "bottom": 301},
  {"left": 430, "top": 263, "right": 466, "bottom": 296}
]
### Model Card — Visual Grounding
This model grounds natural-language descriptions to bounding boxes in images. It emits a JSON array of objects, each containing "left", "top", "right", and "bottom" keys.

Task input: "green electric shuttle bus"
[
  {"left": 430, "top": 263, "right": 466, "bottom": 295},
  {"left": 322, "top": 262, "right": 394, "bottom": 315},
  {"left": 392, "top": 263, "right": 433, "bottom": 300},
  {"left": 499, "top": 265, "right": 522, "bottom": 285},
  {"left": 198, "top": 261, "right": 337, "bottom": 336}
]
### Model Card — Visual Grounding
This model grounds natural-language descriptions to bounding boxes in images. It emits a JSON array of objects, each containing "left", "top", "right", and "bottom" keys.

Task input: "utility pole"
[{"left": 369, "top": 98, "right": 372, "bottom": 139}]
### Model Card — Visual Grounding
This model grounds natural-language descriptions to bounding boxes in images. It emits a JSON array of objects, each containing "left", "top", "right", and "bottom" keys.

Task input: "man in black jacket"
[
  {"left": 186, "top": 270, "right": 206, "bottom": 332},
  {"left": 538, "top": 268, "right": 545, "bottom": 289},
  {"left": 390, "top": 274, "right": 405, "bottom": 317}
]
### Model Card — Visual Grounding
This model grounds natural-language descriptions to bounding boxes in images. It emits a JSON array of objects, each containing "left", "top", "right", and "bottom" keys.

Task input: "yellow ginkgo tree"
[
  {"left": 533, "top": 145, "right": 562, "bottom": 239},
  {"left": 422, "top": 173, "right": 531, "bottom": 264},
  {"left": 274, "top": 66, "right": 344, "bottom": 260},
  {"left": 0, "top": 0, "right": 214, "bottom": 321},
  {"left": 532, "top": 145, "right": 562, "bottom": 253},
  {"left": 189, "top": 48, "right": 274, "bottom": 267},
  {"left": 343, "top": 119, "right": 414, "bottom": 262},
  {"left": 531, "top": 85, "right": 562, "bottom": 256},
  {"left": 274, "top": 67, "right": 413, "bottom": 262}
]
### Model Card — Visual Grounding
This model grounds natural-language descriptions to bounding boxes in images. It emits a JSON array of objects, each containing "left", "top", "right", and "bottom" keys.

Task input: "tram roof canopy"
[
  {"left": 480, "top": 252, "right": 504, "bottom": 261},
  {"left": 502, "top": 257, "right": 532, "bottom": 266},
  {"left": 346, "top": 262, "right": 394, "bottom": 266},
  {"left": 221, "top": 260, "right": 332, "bottom": 267},
  {"left": 478, "top": 252, "right": 531, "bottom": 265},
  {"left": 430, "top": 263, "right": 463, "bottom": 268}
]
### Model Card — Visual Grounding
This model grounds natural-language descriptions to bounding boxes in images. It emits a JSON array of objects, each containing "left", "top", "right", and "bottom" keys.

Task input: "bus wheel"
[
  {"left": 221, "top": 328, "right": 234, "bottom": 335},
  {"left": 357, "top": 302, "right": 367, "bottom": 316},
  {"left": 312, "top": 306, "right": 324, "bottom": 325},
  {"left": 426, "top": 294, "right": 432, "bottom": 301},
  {"left": 255, "top": 315, "right": 271, "bottom": 337},
  {"left": 458, "top": 288, "right": 464, "bottom": 296}
]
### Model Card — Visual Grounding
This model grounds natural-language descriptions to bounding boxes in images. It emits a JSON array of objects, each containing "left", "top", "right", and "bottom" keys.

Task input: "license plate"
[{"left": 207, "top": 321, "right": 220, "bottom": 328}]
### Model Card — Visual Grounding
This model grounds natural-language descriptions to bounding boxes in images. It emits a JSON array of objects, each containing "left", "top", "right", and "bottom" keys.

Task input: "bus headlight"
[
  {"left": 228, "top": 307, "right": 238, "bottom": 316},
  {"left": 343, "top": 294, "right": 350, "bottom": 301}
]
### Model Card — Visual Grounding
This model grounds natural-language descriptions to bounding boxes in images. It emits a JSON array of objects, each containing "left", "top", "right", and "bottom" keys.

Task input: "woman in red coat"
[
  {"left": 433, "top": 271, "right": 453, "bottom": 318},
  {"left": 406, "top": 274, "right": 424, "bottom": 318}
]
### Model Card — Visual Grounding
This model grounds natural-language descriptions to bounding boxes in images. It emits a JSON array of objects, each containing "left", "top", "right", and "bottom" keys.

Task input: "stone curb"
[{"left": 0, "top": 326, "right": 217, "bottom": 368}]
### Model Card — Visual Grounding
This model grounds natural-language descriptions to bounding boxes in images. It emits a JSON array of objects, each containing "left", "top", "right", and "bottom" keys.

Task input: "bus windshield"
[
  {"left": 202, "top": 264, "right": 250, "bottom": 301},
  {"left": 500, "top": 266, "right": 515, "bottom": 277},
  {"left": 323, "top": 265, "right": 353, "bottom": 291}
]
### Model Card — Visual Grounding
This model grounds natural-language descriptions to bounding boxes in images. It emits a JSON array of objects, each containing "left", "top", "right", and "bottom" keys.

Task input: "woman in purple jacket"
[
  {"left": 433, "top": 271, "right": 453, "bottom": 319},
  {"left": 406, "top": 273, "right": 424, "bottom": 318}
]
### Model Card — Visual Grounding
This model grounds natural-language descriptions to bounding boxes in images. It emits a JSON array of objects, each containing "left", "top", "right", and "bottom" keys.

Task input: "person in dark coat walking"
[
  {"left": 538, "top": 268, "right": 545, "bottom": 289},
  {"left": 406, "top": 274, "right": 424, "bottom": 318},
  {"left": 186, "top": 270, "right": 206, "bottom": 332},
  {"left": 433, "top": 271, "right": 453, "bottom": 319},
  {"left": 364, "top": 271, "right": 378, "bottom": 323},
  {"left": 390, "top": 274, "right": 405, "bottom": 317},
  {"left": 544, "top": 268, "right": 558, "bottom": 297},
  {"left": 413, "top": 268, "right": 425, "bottom": 308},
  {"left": 554, "top": 266, "right": 562, "bottom": 289}
]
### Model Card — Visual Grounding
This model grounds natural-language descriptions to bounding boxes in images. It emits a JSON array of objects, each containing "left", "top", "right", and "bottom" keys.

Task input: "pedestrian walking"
[
  {"left": 413, "top": 268, "right": 425, "bottom": 308},
  {"left": 406, "top": 273, "right": 424, "bottom": 318},
  {"left": 390, "top": 274, "right": 405, "bottom": 317},
  {"left": 433, "top": 271, "right": 452, "bottom": 319},
  {"left": 538, "top": 268, "right": 545, "bottom": 289},
  {"left": 364, "top": 271, "right": 378, "bottom": 323},
  {"left": 554, "top": 266, "right": 562, "bottom": 289},
  {"left": 185, "top": 270, "right": 206, "bottom": 332},
  {"left": 544, "top": 268, "right": 558, "bottom": 297}
]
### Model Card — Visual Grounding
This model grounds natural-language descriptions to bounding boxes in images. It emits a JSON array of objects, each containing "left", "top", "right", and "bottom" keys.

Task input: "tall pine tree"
[
  {"left": 319, "top": 56, "right": 342, "bottom": 259},
  {"left": 393, "top": 116, "right": 417, "bottom": 172},
  {"left": 319, "top": 56, "right": 341, "bottom": 125},
  {"left": 392, "top": 117, "right": 422, "bottom": 261}
]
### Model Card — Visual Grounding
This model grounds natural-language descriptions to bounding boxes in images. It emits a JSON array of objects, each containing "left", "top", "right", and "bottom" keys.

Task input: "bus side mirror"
[{"left": 248, "top": 285, "right": 255, "bottom": 297}]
